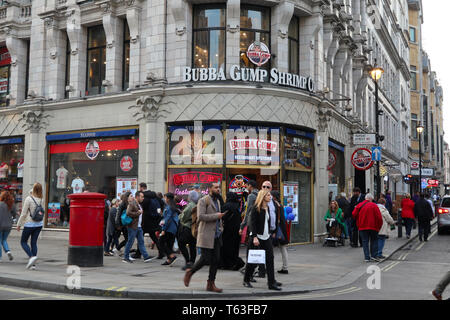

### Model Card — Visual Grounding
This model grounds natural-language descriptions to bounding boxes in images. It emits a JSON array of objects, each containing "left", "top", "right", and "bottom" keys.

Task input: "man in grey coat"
[{"left": 184, "top": 182, "right": 225, "bottom": 293}]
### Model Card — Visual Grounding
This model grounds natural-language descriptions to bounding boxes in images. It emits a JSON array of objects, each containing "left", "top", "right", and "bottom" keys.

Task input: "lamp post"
[
  {"left": 369, "top": 63, "right": 384, "bottom": 201},
  {"left": 417, "top": 124, "right": 424, "bottom": 194}
]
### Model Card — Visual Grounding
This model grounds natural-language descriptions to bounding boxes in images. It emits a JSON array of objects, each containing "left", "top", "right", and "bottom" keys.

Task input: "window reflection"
[
  {"left": 288, "top": 16, "right": 299, "bottom": 74},
  {"left": 86, "top": 25, "right": 106, "bottom": 96},
  {"left": 123, "top": 22, "right": 130, "bottom": 91},
  {"left": 193, "top": 6, "right": 226, "bottom": 70}
]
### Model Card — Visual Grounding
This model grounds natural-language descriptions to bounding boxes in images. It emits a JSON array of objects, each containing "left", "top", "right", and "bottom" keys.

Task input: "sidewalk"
[{"left": 0, "top": 221, "right": 434, "bottom": 299}]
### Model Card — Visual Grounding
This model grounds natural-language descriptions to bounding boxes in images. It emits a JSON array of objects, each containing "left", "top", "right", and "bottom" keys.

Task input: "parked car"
[{"left": 437, "top": 196, "right": 450, "bottom": 235}]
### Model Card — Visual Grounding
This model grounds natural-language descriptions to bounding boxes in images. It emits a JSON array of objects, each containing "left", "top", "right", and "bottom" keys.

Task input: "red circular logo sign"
[
  {"left": 85, "top": 141, "right": 100, "bottom": 160},
  {"left": 351, "top": 148, "right": 374, "bottom": 171},
  {"left": 247, "top": 42, "right": 271, "bottom": 67},
  {"left": 411, "top": 161, "right": 419, "bottom": 169},
  {"left": 120, "top": 156, "right": 133, "bottom": 172},
  {"left": 327, "top": 150, "right": 337, "bottom": 171}
]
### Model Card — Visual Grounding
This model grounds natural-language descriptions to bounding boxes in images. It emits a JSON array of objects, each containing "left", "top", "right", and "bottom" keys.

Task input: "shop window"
[
  {"left": 0, "top": 140, "right": 24, "bottom": 217},
  {"left": 86, "top": 25, "right": 106, "bottom": 96},
  {"left": 0, "top": 46, "right": 11, "bottom": 107},
  {"left": 47, "top": 133, "right": 139, "bottom": 228},
  {"left": 240, "top": 6, "right": 271, "bottom": 75},
  {"left": 192, "top": 5, "right": 226, "bottom": 69},
  {"left": 288, "top": 16, "right": 299, "bottom": 75},
  {"left": 65, "top": 35, "right": 71, "bottom": 99},
  {"left": 168, "top": 168, "right": 223, "bottom": 207},
  {"left": 123, "top": 22, "right": 130, "bottom": 91},
  {"left": 328, "top": 144, "right": 345, "bottom": 200}
]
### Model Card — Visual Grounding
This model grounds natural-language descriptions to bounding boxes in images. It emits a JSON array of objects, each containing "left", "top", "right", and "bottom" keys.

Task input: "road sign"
[
  {"left": 411, "top": 168, "right": 434, "bottom": 176},
  {"left": 411, "top": 161, "right": 419, "bottom": 169},
  {"left": 351, "top": 148, "right": 374, "bottom": 171},
  {"left": 353, "top": 134, "right": 376, "bottom": 145},
  {"left": 371, "top": 147, "right": 382, "bottom": 161}
]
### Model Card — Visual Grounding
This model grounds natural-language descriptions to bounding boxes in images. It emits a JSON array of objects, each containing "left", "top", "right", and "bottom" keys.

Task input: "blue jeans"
[
  {"left": 0, "top": 230, "right": 11, "bottom": 257},
  {"left": 124, "top": 227, "right": 150, "bottom": 260},
  {"left": 345, "top": 218, "right": 353, "bottom": 239},
  {"left": 359, "top": 230, "right": 379, "bottom": 260},
  {"left": 377, "top": 235, "right": 387, "bottom": 257},
  {"left": 21, "top": 227, "right": 42, "bottom": 258}
]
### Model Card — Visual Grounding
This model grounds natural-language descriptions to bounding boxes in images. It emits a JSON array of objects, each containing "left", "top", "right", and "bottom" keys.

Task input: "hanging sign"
[
  {"left": 351, "top": 148, "right": 374, "bottom": 171},
  {"left": 85, "top": 140, "right": 100, "bottom": 160},
  {"left": 327, "top": 150, "right": 337, "bottom": 171},
  {"left": 120, "top": 155, "right": 133, "bottom": 172}
]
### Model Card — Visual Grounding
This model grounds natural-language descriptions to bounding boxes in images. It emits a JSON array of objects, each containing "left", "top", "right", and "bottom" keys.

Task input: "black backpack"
[{"left": 29, "top": 196, "right": 45, "bottom": 222}]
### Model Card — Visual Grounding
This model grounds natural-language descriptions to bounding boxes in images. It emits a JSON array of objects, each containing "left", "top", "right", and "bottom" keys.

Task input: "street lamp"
[
  {"left": 370, "top": 62, "right": 384, "bottom": 201},
  {"left": 417, "top": 124, "right": 424, "bottom": 194}
]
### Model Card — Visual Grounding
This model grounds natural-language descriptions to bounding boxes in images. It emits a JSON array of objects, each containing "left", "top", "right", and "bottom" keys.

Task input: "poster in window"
[
  {"left": 116, "top": 177, "right": 137, "bottom": 200},
  {"left": 284, "top": 135, "right": 313, "bottom": 170},
  {"left": 283, "top": 182, "right": 299, "bottom": 224},
  {"left": 47, "top": 203, "right": 61, "bottom": 225}
]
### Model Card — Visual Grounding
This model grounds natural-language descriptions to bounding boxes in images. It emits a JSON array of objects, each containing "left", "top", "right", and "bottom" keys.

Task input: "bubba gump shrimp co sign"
[{"left": 351, "top": 148, "right": 374, "bottom": 171}]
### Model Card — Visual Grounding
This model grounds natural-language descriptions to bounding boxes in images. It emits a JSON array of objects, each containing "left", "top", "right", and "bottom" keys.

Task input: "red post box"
[{"left": 67, "top": 192, "right": 107, "bottom": 267}]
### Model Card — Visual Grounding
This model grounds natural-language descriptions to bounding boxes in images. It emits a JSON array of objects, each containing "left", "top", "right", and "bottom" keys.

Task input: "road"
[
  {"left": 267, "top": 224, "right": 450, "bottom": 300},
  {"left": 0, "top": 285, "right": 120, "bottom": 300}
]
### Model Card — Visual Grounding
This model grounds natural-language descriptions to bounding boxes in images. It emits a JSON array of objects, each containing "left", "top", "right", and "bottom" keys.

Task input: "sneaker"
[
  {"left": 104, "top": 252, "right": 113, "bottom": 256},
  {"left": 144, "top": 256, "right": 156, "bottom": 263},
  {"left": 365, "top": 259, "right": 371, "bottom": 263},
  {"left": 277, "top": 269, "right": 288, "bottom": 274},
  {"left": 161, "top": 260, "right": 171, "bottom": 266},
  {"left": 168, "top": 256, "right": 177, "bottom": 266},
  {"left": 377, "top": 255, "right": 386, "bottom": 260},
  {"left": 129, "top": 256, "right": 136, "bottom": 261},
  {"left": 7, "top": 251, "right": 13, "bottom": 261},
  {"left": 122, "top": 259, "right": 133, "bottom": 264},
  {"left": 26, "top": 256, "right": 38, "bottom": 269},
  {"left": 431, "top": 290, "right": 442, "bottom": 300},
  {"left": 370, "top": 257, "right": 381, "bottom": 262},
  {"left": 31, "top": 265, "right": 36, "bottom": 270},
  {"left": 112, "top": 248, "right": 120, "bottom": 256}
]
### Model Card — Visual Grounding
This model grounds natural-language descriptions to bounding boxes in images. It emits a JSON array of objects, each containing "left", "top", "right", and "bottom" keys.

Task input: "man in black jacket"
[
  {"left": 347, "top": 188, "right": 365, "bottom": 247},
  {"left": 414, "top": 194, "right": 434, "bottom": 242},
  {"left": 132, "top": 183, "right": 164, "bottom": 259}
]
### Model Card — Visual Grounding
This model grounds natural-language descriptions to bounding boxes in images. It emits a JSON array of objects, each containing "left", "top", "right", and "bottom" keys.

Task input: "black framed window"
[
  {"left": 240, "top": 6, "right": 271, "bottom": 74},
  {"left": 65, "top": 35, "right": 71, "bottom": 99},
  {"left": 86, "top": 25, "right": 106, "bottom": 96},
  {"left": 123, "top": 22, "right": 130, "bottom": 91},
  {"left": 288, "top": 16, "right": 299, "bottom": 74},
  {"left": 0, "top": 47, "right": 11, "bottom": 107},
  {"left": 25, "top": 39, "right": 30, "bottom": 99},
  {"left": 192, "top": 5, "right": 226, "bottom": 69}
]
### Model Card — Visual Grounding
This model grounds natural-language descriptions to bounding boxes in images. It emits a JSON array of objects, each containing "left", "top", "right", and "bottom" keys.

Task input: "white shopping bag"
[{"left": 247, "top": 249, "right": 266, "bottom": 264}]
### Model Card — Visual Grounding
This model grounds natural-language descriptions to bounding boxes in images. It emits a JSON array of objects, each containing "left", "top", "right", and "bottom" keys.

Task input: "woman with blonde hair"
[
  {"left": 243, "top": 189, "right": 282, "bottom": 291},
  {"left": 17, "top": 183, "right": 44, "bottom": 270}
]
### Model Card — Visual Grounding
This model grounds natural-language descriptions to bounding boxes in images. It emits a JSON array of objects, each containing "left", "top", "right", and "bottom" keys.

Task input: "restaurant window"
[
  {"left": 192, "top": 5, "right": 226, "bottom": 69},
  {"left": 86, "top": 25, "right": 106, "bottom": 96},
  {"left": 328, "top": 141, "right": 345, "bottom": 202},
  {"left": 0, "top": 47, "right": 11, "bottom": 107},
  {"left": 288, "top": 16, "right": 299, "bottom": 74},
  {"left": 46, "top": 129, "right": 139, "bottom": 228},
  {"left": 123, "top": 22, "right": 130, "bottom": 91},
  {"left": 240, "top": 6, "right": 271, "bottom": 75},
  {"left": 65, "top": 35, "right": 71, "bottom": 99}
]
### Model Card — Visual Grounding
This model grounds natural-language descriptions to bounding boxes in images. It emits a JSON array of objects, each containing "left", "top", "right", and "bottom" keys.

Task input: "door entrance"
[{"left": 354, "top": 168, "right": 366, "bottom": 192}]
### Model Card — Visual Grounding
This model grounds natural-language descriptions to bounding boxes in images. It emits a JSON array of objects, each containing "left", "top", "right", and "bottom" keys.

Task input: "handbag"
[
  {"left": 121, "top": 209, "right": 132, "bottom": 226},
  {"left": 247, "top": 249, "right": 266, "bottom": 265},
  {"left": 276, "top": 226, "right": 285, "bottom": 241},
  {"left": 240, "top": 226, "right": 248, "bottom": 244}
]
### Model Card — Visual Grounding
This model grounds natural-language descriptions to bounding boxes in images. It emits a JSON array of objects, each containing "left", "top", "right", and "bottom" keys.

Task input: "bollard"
[
  {"left": 397, "top": 208, "right": 402, "bottom": 238},
  {"left": 67, "top": 192, "right": 107, "bottom": 267}
]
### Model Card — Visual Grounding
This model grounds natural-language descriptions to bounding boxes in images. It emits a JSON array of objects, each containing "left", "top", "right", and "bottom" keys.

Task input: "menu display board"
[
  {"left": 47, "top": 203, "right": 61, "bottom": 225},
  {"left": 116, "top": 177, "right": 137, "bottom": 200},
  {"left": 284, "top": 130, "right": 313, "bottom": 170},
  {"left": 283, "top": 182, "right": 299, "bottom": 224}
]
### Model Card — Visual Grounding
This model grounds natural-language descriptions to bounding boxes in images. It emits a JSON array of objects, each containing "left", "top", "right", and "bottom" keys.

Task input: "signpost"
[
  {"left": 371, "top": 146, "right": 382, "bottom": 161},
  {"left": 411, "top": 168, "right": 434, "bottom": 176}
]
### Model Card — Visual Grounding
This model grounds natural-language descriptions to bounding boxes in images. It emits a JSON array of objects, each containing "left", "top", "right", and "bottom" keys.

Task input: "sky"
[{"left": 421, "top": 1, "right": 450, "bottom": 142}]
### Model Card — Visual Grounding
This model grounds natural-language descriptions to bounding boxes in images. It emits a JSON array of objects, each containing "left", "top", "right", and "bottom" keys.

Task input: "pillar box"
[{"left": 67, "top": 192, "right": 107, "bottom": 267}]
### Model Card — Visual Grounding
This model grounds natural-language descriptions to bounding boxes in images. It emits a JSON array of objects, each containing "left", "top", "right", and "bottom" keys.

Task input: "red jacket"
[
  {"left": 352, "top": 200, "right": 383, "bottom": 232},
  {"left": 401, "top": 198, "right": 415, "bottom": 219}
]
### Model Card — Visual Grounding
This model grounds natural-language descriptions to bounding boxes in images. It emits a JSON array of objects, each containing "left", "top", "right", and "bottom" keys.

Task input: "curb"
[{"left": 0, "top": 225, "right": 435, "bottom": 299}]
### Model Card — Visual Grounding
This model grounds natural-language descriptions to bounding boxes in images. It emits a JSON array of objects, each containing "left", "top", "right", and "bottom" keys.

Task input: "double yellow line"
[{"left": 269, "top": 286, "right": 363, "bottom": 300}]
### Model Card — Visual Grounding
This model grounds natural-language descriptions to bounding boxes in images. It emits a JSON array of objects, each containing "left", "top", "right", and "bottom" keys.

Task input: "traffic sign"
[
  {"left": 411, "top": 161, "right": 419, "bottom": 169},
  {"left": 371, "top": 147, "right": 382, "bottom": 161}
]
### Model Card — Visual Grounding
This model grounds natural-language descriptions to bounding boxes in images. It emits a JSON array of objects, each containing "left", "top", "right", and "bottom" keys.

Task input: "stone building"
[
  {"left": 408, "top": 0, "right": 445, "bottom": 196},
  {"left": 0, "top": 0, "right": 413, "bottom": 243}
]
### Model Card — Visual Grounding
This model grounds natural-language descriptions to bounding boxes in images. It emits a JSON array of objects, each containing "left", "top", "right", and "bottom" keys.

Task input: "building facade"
[
  {"left": 0, "top": 0, "right": 416, "bottom": 242},
  {"left": 408, "top": 0, "right": 445, "bottom": 197}
]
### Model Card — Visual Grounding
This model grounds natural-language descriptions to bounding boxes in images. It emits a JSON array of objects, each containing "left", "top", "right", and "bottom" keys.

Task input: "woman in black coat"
[{"left": 220, "top": 192, "right": 245, "bottom": 270}]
